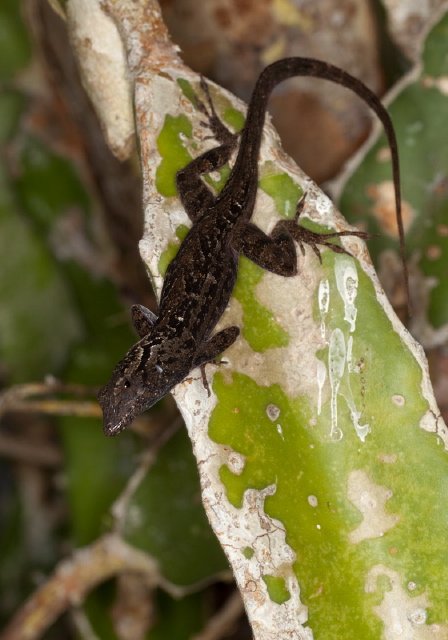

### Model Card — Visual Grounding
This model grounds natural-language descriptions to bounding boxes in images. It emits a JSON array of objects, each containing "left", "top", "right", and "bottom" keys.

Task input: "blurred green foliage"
[{"left": 341, "top": 12, "right": 448, "bottom": 331}]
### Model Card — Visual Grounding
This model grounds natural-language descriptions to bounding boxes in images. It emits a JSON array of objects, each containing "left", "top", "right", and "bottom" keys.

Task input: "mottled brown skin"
[{"left": 98, "top": 57, "right": 403, "bottom": 436}]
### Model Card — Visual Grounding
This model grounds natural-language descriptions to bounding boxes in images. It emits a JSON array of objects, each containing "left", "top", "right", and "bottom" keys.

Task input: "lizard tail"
[{"left": 233, "top": 57, "right": 408, "bottom": 314}]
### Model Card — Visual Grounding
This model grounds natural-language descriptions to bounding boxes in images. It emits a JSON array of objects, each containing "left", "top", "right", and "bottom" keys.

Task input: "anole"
[{"left": 99, "top": 57, "right": 404, "bottom": 436}]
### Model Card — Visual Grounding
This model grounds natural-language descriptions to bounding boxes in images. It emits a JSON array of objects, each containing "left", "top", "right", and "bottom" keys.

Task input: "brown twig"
[
  {"left": 0, "top": 534, "right": 176, "bottom": 640},
  {"left": 0, "top": 381, "right": 101, "bottom": 420},
  {"left": 192, "top": 590, "right": 245, "bottom": 640},
  {"left": 0, "top": 432, "right": 62, "bottom": 467}
]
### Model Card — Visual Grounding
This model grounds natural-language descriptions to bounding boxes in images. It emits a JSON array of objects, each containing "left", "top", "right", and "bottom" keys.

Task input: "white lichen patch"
[
  {"left": 392, "top": 395, "right": 405, "bottom": 406},
  {"left": 419, "top": 410, "right": 448, "bottom": 449},
  {"left": 347, "top": 470, "right": 400, "bottom": 543},
  {"left": 225, "top": 449, "right": 246, "bottom": 476},
  {"left": 216, "top": 258, "right": 324, "bottom": 401},
  {"left": 266, "top": 403, "right": 281, "bottom": 421},
  {"left": 366, "top": 564, "right": 448, "bottom": 639}
]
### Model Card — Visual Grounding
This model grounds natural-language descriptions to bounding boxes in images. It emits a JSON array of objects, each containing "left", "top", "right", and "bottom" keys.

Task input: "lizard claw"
[
  {"left": 294, "top": 193, "right": 307, "bottom": 223},
  {"left": 289, "top": 192, "right": 376, "bottom": 259},
  {"left": 283, "top": 215, "right": 375, "bottom": 261},
  {"left": 199, "top": 364, "right": 211, "bottom": 397}
]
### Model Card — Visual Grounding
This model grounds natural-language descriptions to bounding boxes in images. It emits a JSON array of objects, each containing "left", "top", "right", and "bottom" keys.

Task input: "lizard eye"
[{"left": 123, "top": 379, "right": 131, "bottom": 389}]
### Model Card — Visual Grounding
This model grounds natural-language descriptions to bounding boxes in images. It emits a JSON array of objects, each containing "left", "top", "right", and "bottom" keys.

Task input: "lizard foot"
[
  {"left": 199, "top": 358, "right": 229, "bottom": 397},
  {"left": 199, "top": 364, "right": 211, "bottom": 397},
  {"left": 194, "top": 76, "right": 238, "bottom": 147},
  {"left": 284, "top": 194, "right": 376, "bottom": 263}
]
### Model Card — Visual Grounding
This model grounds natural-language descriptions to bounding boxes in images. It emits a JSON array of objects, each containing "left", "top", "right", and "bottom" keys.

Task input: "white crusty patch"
[
  {"left": 348, "top": 469, "right": 400, "bottom": 544},
  {"left": 366, "top": 564, "right": 448, "bottom": 639}
]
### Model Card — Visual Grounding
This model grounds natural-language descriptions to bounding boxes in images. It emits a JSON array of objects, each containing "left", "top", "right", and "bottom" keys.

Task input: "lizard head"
[{"left": 98, "top": 339, "right": 179, "bottom": 437}]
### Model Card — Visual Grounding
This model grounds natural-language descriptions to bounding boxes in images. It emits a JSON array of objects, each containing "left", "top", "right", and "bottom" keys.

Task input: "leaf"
[
  {"left": 122, "top": 428, "right": 228, "bottom": 586},
  {"left": 115, "top": 38, "right": 448, "bottom": 639},
  {"left": 341, "top": 10, "right": 448, "bottom": 345}
]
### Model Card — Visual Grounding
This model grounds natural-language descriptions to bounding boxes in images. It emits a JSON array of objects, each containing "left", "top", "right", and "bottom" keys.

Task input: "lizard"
[{"left": 98, "top": 57, "right": 404, "bottom": 437}]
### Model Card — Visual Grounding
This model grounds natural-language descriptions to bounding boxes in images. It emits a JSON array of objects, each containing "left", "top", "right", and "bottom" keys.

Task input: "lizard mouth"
[
  {"left": 98, "top": 386, "right": 130, "bottom": 437},
  {"left": 102, "top": 417, "right": 126, "bottom": 437},
  {"left": 98, "top": 389, "right": 126, "bottom": 436}
]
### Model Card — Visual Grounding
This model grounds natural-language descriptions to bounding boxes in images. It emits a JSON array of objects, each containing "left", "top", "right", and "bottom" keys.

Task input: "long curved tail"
[{"left": 230, "top": 57, "right": 408, "bottom": 311}]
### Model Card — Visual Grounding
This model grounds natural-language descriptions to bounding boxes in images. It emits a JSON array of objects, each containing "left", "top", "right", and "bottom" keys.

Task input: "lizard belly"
[{"left": 158, "top": 219, "right": 238, "bottom": 343}]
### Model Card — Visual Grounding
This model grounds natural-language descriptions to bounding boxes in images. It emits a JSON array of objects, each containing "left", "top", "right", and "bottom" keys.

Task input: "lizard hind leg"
[{"left": 280, "top": 194, "right": 376, "bottom": 264}]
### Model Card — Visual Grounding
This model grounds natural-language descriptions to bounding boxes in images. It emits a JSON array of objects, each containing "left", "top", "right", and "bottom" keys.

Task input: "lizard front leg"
[
  {"left": 193, "top": 326, "right": 241, "bottom": 396},
  {"left": 192, "top": 326, "right": 241, "bottom": 369},
  {"left": 131, "top": 304, "right": 158, "bottom": 337},
  {"left": 176, "top": 80, "right": 238, "bottom": 224},
  {"left": 176, "top": 143, "right": 236, "bottom": 223},
  {"left": 196, "top": 76, "right": 237, "bottom": 147}
]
